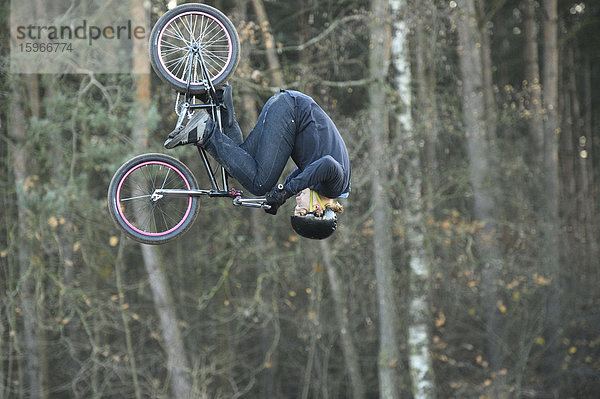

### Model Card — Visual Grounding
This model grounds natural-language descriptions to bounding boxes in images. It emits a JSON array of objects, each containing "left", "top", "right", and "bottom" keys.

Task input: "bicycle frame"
[{"left": 153, "top": 46, "right": 270, "bottom": 210}]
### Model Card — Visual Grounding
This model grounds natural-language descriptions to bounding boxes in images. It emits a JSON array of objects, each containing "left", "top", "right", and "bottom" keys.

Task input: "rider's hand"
[{"left": 265, "top": 184, "right": 293, "bottom": 215}]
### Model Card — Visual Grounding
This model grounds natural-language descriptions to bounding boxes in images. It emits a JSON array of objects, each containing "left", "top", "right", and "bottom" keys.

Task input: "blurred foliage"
[{"left": 1, "top": 0, "right": 599, "bottom": 397}]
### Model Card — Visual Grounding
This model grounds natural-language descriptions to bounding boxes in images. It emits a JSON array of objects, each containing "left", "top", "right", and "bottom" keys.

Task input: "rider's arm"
[
  {"left": 283, "top": 155, "right": 346, "bottom": 197},
  {"left": 283, "top": 167, "right": 301, "bottom": 186}
]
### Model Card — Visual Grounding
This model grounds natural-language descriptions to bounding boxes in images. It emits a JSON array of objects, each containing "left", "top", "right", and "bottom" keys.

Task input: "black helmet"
[{"left": 290, "top": 210, "right": 337, "bottom": 240}]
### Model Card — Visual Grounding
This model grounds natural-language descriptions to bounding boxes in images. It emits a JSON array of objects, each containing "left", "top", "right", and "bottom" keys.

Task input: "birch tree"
[{"left": 390, "top": 0, "right": 435, "bottom": 397}]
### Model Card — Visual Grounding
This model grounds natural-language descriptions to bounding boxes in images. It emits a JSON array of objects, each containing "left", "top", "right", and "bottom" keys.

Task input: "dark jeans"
[{"left": 202, "top": 92, "right": 296, "bottom": 196}]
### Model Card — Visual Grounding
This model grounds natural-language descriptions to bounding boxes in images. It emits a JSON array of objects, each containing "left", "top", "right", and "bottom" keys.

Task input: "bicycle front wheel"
[
  {"left": 149, "top": 3, "right": 240, "bottom": 94},
  {"left": 107, "top": 153, "right": 200, "bottom": 244}
]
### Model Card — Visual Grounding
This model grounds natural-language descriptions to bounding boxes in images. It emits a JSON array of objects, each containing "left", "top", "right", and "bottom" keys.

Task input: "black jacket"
[{"left": 282, "top": 91, "right": 351, "bottom": 198}]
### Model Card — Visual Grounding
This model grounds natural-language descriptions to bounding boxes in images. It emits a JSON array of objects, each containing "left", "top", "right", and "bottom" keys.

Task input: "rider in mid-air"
[{"left": 164, "top": 85, "right": 351, "bottom": 239}]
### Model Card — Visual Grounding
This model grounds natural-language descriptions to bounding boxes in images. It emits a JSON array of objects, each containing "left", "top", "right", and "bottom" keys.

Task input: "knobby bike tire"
[
  {"left": 148, "top": 3, "right": 240, "bottom": 94},
  {"left": 107, "top": 153, "right": 200, "bottom": 244}
]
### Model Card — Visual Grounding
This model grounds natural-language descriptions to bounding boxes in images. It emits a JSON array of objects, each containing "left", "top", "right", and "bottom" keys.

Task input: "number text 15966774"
[{"left": 19, "top": 42, "right": 73, "bottom": 52}]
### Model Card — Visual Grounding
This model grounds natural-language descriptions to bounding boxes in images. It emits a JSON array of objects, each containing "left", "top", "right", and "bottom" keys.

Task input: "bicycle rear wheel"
[
  {"left": 107, "top": 153, "right": 200, "bottom": 244},
  {"left": 149, "top": 3, "right": 240, "bottom": 94}
]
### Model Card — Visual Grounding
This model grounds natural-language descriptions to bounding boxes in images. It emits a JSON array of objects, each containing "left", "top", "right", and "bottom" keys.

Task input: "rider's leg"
[
  {"left": 201, "top": 91, "right": 296, "bottom": 196},
  {"left": 218, "top": 84, "right": 243, "bottom": 145}
]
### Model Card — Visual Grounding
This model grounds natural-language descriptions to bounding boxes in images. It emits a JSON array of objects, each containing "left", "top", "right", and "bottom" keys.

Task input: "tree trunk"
[
  {"left": 300, "top": 256, "right": 322, "bottom": 399},
  {"left": 414, "top": 1, "right": 439, "bottom": 215},
  {"left": 455, "top": 1, "right": 505, "bottom": 394},
  {"left": 25, "top": 72, "right": 49, "bottom": 399},
  {"left": 582, "top": 53, "right": 598, "bottom": 276},
  {"left": 251, "top": 0, "right": 284, "bottom": 86},
  {"left": 522, "top": 0, "right": 545, "bottom": 162},
  {"left": 564, "top": 46, "right": 588, "bottom": 277},
  {"left": 369, "top": 0, "right": 402, "bottom": 397},
  {"left": 541, "top": 0, "right": 561, "bottom": 395},
  {"left": 141, "top": 246, "right": 192, "bottom": 398},
  {"left": 245, "top": 1, "right": 286, "bottom": 395},
  {"left": 131, "top": 2, "right": 192, "bottom": 395},
  {"left": 114, "top": 237, "right": 142, "bottom": 399},
  {"left": 9, "top": 80, "right": 42, "bottom": 399},
  {"left": 240, "top": 86, "right": 275, "bottom": 399},
  {"left": 390, "top": 1, "right": 435, "bottom": 397},
  {"left": 320, "top": 242, "right": 365, "bottom": 399},
  {"left": 475, "top": 0, "right": 497, "bottom": 140}
]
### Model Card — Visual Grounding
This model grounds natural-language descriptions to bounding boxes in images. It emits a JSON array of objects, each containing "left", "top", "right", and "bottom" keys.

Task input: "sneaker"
[{"left": 164, "top": 111, "right": 210, "bottom": 149}]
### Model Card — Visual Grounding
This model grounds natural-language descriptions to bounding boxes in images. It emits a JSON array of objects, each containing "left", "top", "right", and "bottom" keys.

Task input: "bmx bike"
[{"left": 107, "top": 3, "right": 271, "bottom": 245}]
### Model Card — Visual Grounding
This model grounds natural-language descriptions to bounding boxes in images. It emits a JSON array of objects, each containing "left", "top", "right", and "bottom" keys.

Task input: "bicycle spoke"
[
  {"left": 150, "top": 206, "right": 158, "bottom": 233},
  {"left": 123, "top": 176, "right": 149, "bottom": 198},
  {"left": 161, "top": 44, "right": 188, "bottom": 58},
  {"left": 162, "top": 197, "right": 187, "bottom": 215},
  {"left": 163, "top": 55, "right": 189, "bottom": 72},
  {"left": 168, "top": 55, "right": 189, "bottom": 80},
  {"left": 164, "top": 56, "right": 186, "bottom": 73},
  {"left": 203, "top": 51, "right": 226, "bottom": 69},
  {"left": 191, "top": 14, "right": 200, "bottom": 43},
  {"left": 198, "top": 15, "right": 208, "bottom": 44},
  {"left": 133, "top": 201, "right": 156, "bottom": 233},
  {"left": 182, "top": 14, "right": 197, "bottom": 43},
  {"left": 152, "top": 199, "right": 185, "bottom": 231},
  {"left": 156, "top": 201, "right": 181, "bottom": 228},
  {"left": 158, "top": 204, "right": 169, "bottom": 230},
  {"left": 200, "top": 20, "right": 221, "bottom": 43},
  {"left": 203, "top": 46, "right": 228, "bottom": 61},
  {"left": 153, "top": 165, "right": 161, "bottom": 189},
  {"left": 161, "top": 168, "right": 171, "bottom": 189},
  {"left": 163, "top": 54, "right": 191, "bottom": 76},
  {"left": 202, "top": 29, "right": 227, "bottom": 44},
  {"left": 170, "top": 22, "right": 191, "bottom": 47},
  {"left": 161, "top": 40, "right": 187, "bottom": 50},
  {"left": 162, "top": 30, "right": 187, "bottom": 45},
  {"left": 135, "top": 202, "right": 155, "bottom": 232},
  {"left": 120, "top": 194, "right": 152, "bottom": 202}
]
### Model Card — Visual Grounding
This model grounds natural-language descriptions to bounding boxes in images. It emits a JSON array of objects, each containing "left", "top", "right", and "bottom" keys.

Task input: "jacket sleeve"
[
  {"left": 283, "top": 167, "right": 301, "bottom": 187},
  {"left": 283, "top": 155, "right": 345, "bottom": 197}
]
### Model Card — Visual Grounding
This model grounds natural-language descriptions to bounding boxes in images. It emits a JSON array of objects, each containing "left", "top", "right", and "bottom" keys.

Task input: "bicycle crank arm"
[{"left": 233, "top": 197, "right": 271, "bottom": 209}]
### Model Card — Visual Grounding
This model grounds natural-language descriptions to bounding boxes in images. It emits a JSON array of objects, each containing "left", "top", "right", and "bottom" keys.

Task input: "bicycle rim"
[
  {"left": 116, "top": 161, "right": 194, "bottom": 237},
  {"left": 157, "top": 11, "right": 233, "bottom": 87}
]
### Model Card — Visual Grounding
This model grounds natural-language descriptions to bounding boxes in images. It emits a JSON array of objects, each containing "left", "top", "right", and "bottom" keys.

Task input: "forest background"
[{"left": 1, "top": 0, "right": 599, "bottom": 398}]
